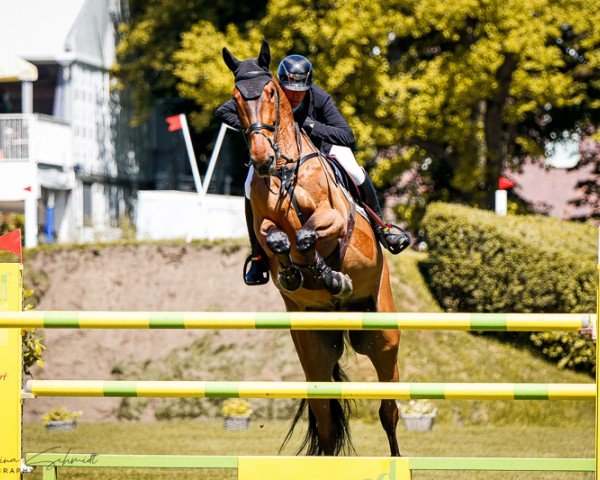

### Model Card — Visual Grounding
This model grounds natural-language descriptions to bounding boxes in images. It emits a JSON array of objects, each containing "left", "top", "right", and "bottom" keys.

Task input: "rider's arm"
[
  {"left": 308, "top": 90, "right": 356, "bottom": 149},
  {"left": 215, "top": 99, "right": 242, "bottom": 130}
]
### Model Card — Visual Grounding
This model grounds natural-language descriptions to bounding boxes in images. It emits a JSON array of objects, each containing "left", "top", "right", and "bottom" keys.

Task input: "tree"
[
  {"left": 571, "top": 132, "right": 600, "bottom": 218},
  {"left": 119, "top": 0, "right": 599, "bottom": 220},
  {"left": 377, "top": 0, "right": 599, "bottom": 210},
  {"left": 114, "top": 0, "right": 268, "bottom": 120}
]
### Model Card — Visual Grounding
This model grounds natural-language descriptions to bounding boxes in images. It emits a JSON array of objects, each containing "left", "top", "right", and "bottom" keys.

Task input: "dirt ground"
[{"left": 24, "top": 243, "right": 286, "bottom": 422}]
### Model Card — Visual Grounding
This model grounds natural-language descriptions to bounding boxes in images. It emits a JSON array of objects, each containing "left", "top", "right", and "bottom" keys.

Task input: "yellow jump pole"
[
  {"left": 0, "top": 261, "right": 23, "bottom": 480},
  {"left": 593, "top": 227, "right": 600, "bottom": 479}
]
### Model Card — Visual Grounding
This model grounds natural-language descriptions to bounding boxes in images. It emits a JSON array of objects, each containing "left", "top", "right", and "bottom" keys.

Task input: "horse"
[{"left": 222, "top": 40, "right": 401, "bottom": 457}]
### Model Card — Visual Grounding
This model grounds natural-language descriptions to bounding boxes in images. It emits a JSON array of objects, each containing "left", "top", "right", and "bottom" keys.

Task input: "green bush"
[
  {"left": 422, "top": 202, "right": 597, "bottom": 374},
  {"left": 0, "top": 212, "right": 24, "bottom": 236}
]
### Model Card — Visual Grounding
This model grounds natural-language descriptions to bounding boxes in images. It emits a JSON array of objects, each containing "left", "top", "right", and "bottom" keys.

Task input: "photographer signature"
[{"left": 26, "top": 447, "right": 99, "bottom": 470}]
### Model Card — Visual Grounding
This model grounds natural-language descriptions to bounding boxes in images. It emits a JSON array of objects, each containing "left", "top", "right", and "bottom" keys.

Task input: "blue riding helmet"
[{"left": 277, "top": 55, "right": 313, "bottom": 91}]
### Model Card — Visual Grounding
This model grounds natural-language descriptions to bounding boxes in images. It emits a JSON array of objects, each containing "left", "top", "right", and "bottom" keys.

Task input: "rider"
[{"left": 216, "top": 54, "right": 410, "bottom": 286}]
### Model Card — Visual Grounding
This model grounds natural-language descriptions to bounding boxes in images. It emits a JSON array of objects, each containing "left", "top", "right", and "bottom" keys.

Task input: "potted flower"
[
  {"left": 221, "top": 399, "right": 252, "bottom": 431},
  {"left": 42, "top": 407, "right": 82, "bottom": 431},
  {"left": 398, "top": 400, "right": 437, "bottom": 431}
]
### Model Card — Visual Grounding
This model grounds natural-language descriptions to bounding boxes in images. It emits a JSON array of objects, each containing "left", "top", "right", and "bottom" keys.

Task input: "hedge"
[
  {"left": 0, "top": 212, "right": 24, "bottom": 236},
  {"left": 422, "top": 202, "right": 597, "bottom": 374}
]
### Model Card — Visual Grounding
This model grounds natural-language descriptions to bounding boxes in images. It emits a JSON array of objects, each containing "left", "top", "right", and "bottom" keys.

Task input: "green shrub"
[
  {"left": 0, "top": 212, "right": 24, "bottom": 236},
  {"left": 422, "top": 202, "right": 597, "bottom": 374}
]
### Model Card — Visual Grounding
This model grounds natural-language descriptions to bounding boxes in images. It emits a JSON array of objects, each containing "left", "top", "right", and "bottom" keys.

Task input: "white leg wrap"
[
  {"left": 329, "top": 145, "right": 366, "bottom": 185},
  {"left": 244, "top": 165, "right": 254, "bottom": 199}
]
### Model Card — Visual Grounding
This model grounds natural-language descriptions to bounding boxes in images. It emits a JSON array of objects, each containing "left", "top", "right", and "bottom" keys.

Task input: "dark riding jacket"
[{"left": 215, "top": 84, "right": 355, "bottom": 154}]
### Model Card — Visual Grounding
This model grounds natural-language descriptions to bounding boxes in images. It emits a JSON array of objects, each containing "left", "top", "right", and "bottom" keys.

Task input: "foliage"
[
  {"left": 42, "top": 407, "right": 82, "bottom": 425},
  {"left": 0, "top": 212, "right": 24, "bottom": 235},
  {"left": 117, "top": 214, "right": 137, "bottom": 241},
  {"left": 22, "top": 329, "right": 45, "bottom": 375},
  {"left": 375, "top": 0, "right": 599, "bottom": 213},
  {"left": 154, "top": 0, "right": 599, "bottom": 220},
  {"left": 221, "top": 399, "right": 253, "bottom": 417},
  {"left": 22, "top": 288, "right": 45, "bottom": 375},
  {"left": 114, "top": 0, "right": 268, "bottom": 121},
  {"left": 398, "top": 399, "right": 436, "bottom": 417},
  {"left": 422, "top": 202, "right": 597, "bottom": 373}
]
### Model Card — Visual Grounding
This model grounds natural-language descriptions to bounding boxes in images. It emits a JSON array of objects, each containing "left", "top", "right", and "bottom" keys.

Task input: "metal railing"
[{"left": 0, "top": 114, "right": 72, "bottom": 166}]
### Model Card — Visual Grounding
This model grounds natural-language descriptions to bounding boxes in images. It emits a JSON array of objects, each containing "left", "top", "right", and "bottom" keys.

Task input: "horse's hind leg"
[
  {"left": 291, "top": 330, "right": 346, "bottom": 455},
  {"left": 350, "top": 329, "right": 401, "bottom": 456},
  {"left": 349, "top": 264, "right": 401, "bottom": 456}
]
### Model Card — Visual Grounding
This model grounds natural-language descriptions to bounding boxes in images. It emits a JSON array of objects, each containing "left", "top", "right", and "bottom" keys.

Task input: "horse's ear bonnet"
[{"left": 223, "top": 40, "right": 273, "bottom": 100}]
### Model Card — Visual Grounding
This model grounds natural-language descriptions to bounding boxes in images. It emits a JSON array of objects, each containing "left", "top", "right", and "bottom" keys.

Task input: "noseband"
[
  {"left": 237, "top": 71, "right": 320, "bottom": 209},
  {"left": 242, "top": 80, "right": 299, "bottom": 166}
]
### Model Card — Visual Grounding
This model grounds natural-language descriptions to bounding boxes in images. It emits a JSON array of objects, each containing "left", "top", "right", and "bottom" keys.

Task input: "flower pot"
[
  {"left": 223, "top": 416, "right": 250, "bottom": 431},
  {"left": 400, "top": 412, "right": 436, "bottom": 431},
  {"left": 44, "top": 420, "right": 77, "bottom": 431}
]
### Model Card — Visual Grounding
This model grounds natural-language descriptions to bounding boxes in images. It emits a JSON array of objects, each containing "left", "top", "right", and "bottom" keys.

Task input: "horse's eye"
[{"left": 269, "top": 88, "right": 276, "bottom": 100}]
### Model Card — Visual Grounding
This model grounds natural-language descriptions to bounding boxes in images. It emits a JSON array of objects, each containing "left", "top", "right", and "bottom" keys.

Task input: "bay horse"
[{"left": 222, "top": 40, "right": 401, "bottom": 456}]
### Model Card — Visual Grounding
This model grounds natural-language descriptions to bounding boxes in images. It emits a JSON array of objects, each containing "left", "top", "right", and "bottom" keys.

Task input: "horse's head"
[{"left": 222, "top": 41, "right": 296, "bottom": 177}]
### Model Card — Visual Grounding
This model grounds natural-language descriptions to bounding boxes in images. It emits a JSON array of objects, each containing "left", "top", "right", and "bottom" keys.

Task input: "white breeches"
[
  {"left": 329, "top": 145, "right": 365, "bottom": 185},
  {"left": 244, "top": 145, "right": 365, "bottom": 199}
]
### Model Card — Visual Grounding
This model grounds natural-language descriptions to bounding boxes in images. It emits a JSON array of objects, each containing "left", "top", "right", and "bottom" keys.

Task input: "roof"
[
  {"left": 510, "top": 160, "right": 594, "bottom": 219},
  {"left": 0, "top": 51, "right": 38, "bottom": 82},
  {"left": 0, "top": 0, "right": 114, "bottom": 68}
]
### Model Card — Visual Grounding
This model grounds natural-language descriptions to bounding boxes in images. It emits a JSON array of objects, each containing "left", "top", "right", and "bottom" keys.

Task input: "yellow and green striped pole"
[
  {"left": 0, "top": 311, "right": 593, "bottom": 331},
  {"left": 0, "top": 262, "right": 23, "bottom": 480},
  {"left": 25, "top": 380, "right": 595, "bottom": 400},
  {"left": 595, "top": 227, "right": 600, "bottom": 479}
]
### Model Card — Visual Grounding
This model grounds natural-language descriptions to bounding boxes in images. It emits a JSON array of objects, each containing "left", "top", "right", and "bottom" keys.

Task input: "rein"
[
  {"left": 241, "top": 80, "right": 320, "bottom": 205},
  {"left": 244, "top": 81, "right": 300, "bottom": 167},
  {"left": 241, "top": 78, "right": 355, "bottom": 260}
]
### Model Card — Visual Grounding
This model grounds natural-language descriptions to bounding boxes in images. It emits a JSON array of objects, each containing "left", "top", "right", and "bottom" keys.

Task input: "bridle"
[
  {"left": 238, "top": 70, "right": 301, "bottom": 167},
  {"left": 237, "top": 71, "right": 321, "bottom": 214}
]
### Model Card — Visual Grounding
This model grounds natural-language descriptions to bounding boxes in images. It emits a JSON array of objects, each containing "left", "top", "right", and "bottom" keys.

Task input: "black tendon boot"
[
  {"left": 358, "top": 176, "right": 411, "bottom": 254},
  {"left": 243, "top": 198, "right": 270, "bottom": 285}
]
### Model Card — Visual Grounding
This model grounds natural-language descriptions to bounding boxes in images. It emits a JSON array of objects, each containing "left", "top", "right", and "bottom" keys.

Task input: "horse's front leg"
[
  {"left": 260, "top": 219, "right": 302, "bottom": 292},
  {"left": 296, "top": 207, "right": 352, "bottom": 298}
]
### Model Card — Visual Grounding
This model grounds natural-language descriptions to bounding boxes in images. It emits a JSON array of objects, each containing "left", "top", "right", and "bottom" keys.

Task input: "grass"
[
  {"left": 114, "top": 249, "right": 594, "bottom": 427},
  {"left": 24, "top": 420, "right": 594, "bottom": 479},
  {"left": 20, "top": 245, "right": 597, "bottom": 478}
]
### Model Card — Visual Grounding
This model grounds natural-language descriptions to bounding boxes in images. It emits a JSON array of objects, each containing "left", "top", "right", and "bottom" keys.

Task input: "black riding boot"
[
  {"left": 243, "top": 198, "right": 270, "bottom": 285},
  {"left": 358, "top": 176, "right": 411, "bottom": 255}
]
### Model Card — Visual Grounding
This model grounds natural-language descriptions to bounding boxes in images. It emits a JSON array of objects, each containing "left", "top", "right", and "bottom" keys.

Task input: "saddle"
[{"left": 324, "top": 155, "right": 383, "bottom": 228}]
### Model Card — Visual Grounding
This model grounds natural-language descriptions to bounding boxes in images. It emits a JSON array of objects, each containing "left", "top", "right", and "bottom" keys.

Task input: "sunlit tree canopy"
[{"left": 116, "top": 0, "right": 599, "bottom": 218}]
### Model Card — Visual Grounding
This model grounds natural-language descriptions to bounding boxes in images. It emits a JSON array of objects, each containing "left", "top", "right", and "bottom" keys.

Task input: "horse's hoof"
[
  {"left": 278, "top": 268, "right": 303, "bottom": 292},
  {"left": 296, "top": 228, "right": 317, "bottom": 253},
  {"left": 326, "top": 272, "right": 353, "bottom": 298},
  {"left": 266, "top": 231, "right": 291, "bottom": 255}
]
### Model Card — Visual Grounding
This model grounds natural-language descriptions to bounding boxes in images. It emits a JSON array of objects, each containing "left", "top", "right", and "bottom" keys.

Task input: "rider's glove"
[{"left": 303, "top": 116, "right": 315, "bottom": 133}]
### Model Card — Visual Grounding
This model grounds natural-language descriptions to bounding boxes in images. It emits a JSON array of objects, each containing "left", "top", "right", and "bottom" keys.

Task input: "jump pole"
[
  {"left": 0, "top": 311, "right": 593, "bottom": 331},
  {"left": 596, "top": 227, "right": 600, "bottom": 477},
  {"left": 0, "top": 261, "right": 23, "bottom": 480}
]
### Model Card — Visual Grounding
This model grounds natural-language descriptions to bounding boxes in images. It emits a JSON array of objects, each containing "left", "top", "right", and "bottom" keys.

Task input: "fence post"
[{"left": 0, "top": 262, "right": 23, "bottom": 480}]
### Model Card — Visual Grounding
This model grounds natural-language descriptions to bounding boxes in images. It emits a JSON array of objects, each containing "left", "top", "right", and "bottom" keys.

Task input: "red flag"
[
  {"left": 0, "top": 230, "right": 22, "bottom": 262},
  {"left": 498, "top": 176, "right": 515, "bottom": 190},
  {"left": 166, "top": 114, "right": 182, "bottom": 132}
]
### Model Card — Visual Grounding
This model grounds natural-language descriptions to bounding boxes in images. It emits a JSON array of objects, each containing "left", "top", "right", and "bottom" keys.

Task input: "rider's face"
[{"left": 282, "top": 87, "right": 307, "bottom": 109}]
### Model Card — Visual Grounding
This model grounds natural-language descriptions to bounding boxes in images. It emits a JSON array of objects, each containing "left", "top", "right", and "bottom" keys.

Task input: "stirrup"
[
  {"left": 243, "top": 254, "right": 270, "bottom": 286},
  {"left": 376, "top": 223, "right": 411, "bottom": 255}
]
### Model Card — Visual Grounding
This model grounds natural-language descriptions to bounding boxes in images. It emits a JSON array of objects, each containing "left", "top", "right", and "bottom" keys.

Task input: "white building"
[{"left": 0, "top": 0, "right": 133, "bottom": 246}]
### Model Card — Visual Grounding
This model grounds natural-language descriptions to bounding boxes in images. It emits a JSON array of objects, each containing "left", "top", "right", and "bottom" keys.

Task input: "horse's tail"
[{"left": 280, "top": 362, "right": 355, "bottom": 456}]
